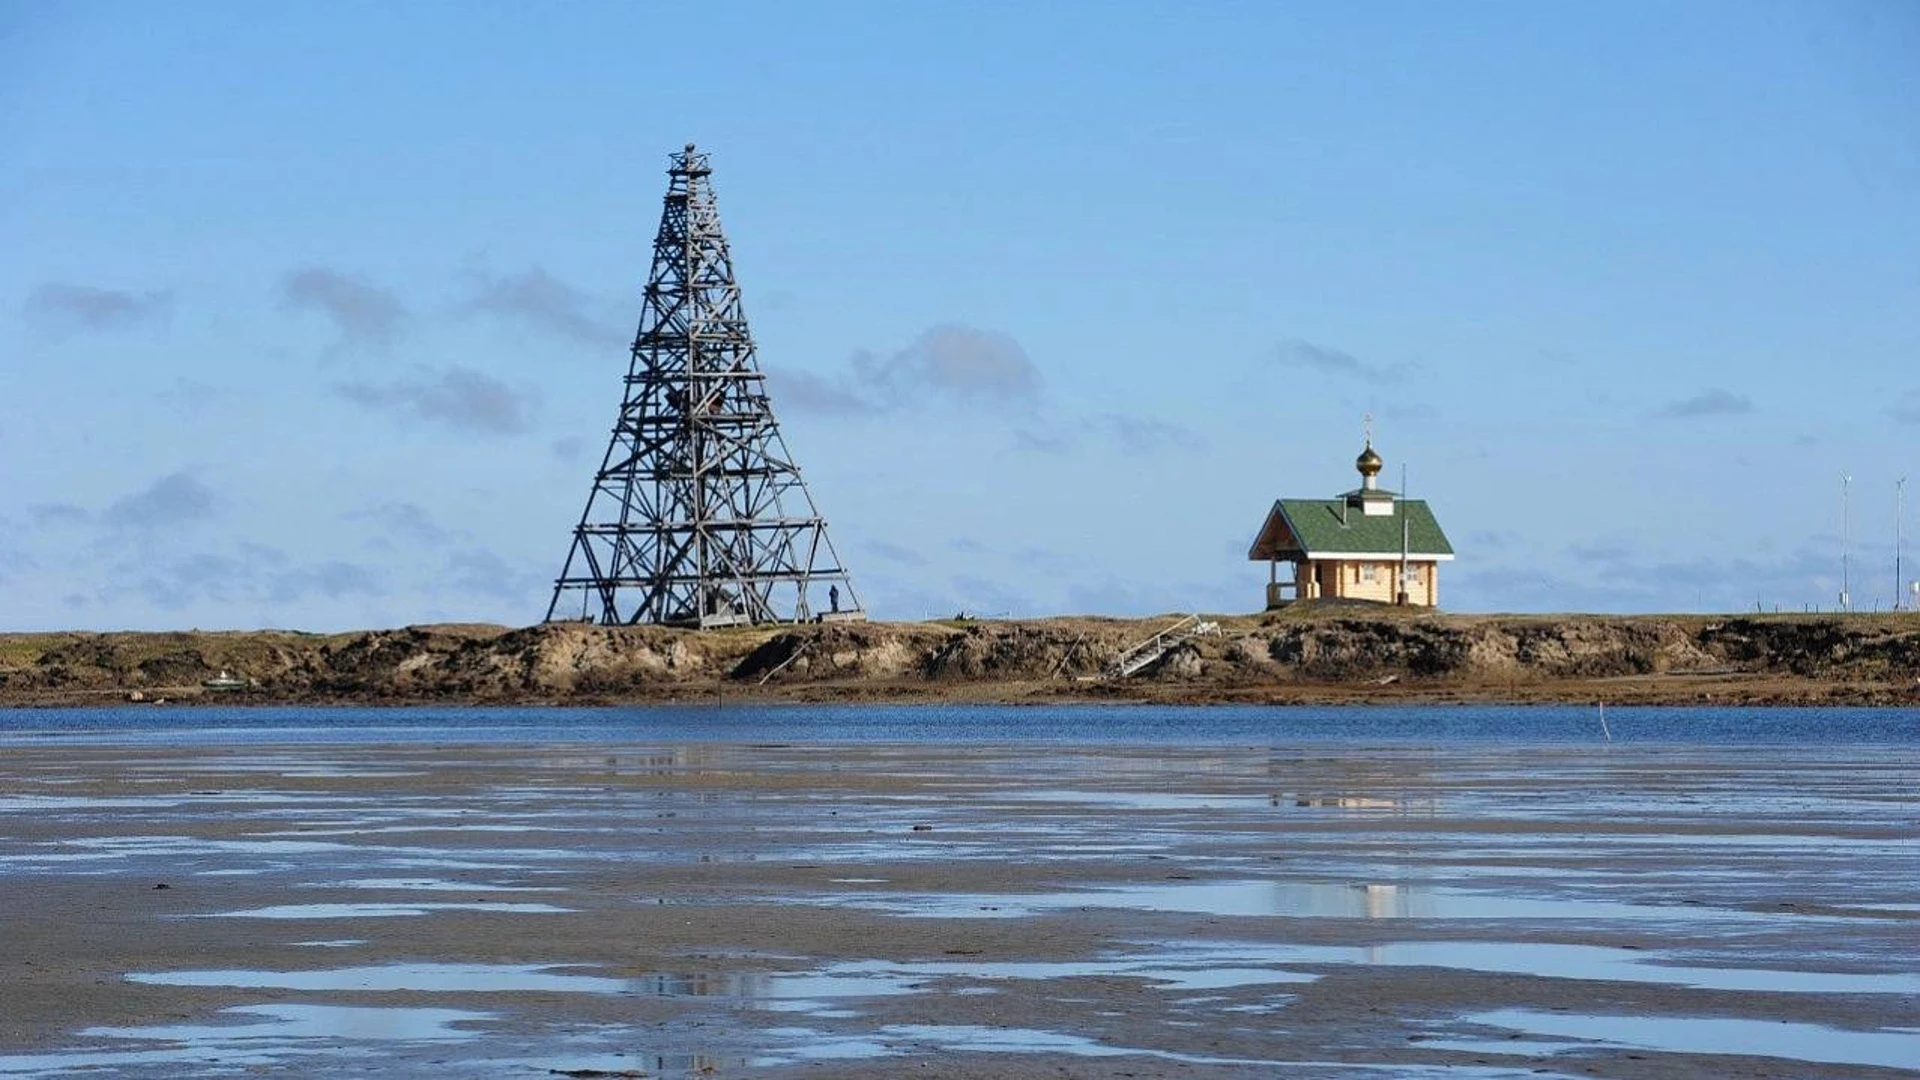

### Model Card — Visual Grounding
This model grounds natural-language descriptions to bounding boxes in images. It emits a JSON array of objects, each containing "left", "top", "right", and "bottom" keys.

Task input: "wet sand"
[{"left": 2, "top": 738, "right": 1917, "bottom": 1078}]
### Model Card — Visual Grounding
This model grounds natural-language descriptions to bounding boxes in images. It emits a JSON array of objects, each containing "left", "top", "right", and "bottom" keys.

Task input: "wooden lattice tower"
[{"left": 546, "top": 144, "right": 863, "bottom": 627}]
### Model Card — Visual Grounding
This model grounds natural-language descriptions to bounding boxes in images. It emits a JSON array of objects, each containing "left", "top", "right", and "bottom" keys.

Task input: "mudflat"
[{"left": 2, "top": 736, "right": 1917, "bottom": 1078}]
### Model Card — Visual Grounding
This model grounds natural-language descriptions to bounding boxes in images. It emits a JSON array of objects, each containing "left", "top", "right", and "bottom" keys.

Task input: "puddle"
[
  {"left": 1174, "top": 941, "right": 1920, "bottom": 995},
  {"left": 0, "top": 1004, "right": 487, "bottom": 1076},
  {"left": 833, "top": 879, "right": 1820, "bottom": 923},
  {"left": 66, "top": 836, "right": 360, "bottom": 856},
  {"left": 1444, "top": 1008, "right": 1920, "bottom": 1072},
  {"left": 252, "top": 824, "right": 578, "bottom": 836},
  {"left": 268, "top": 769, "right": 426, "bottom": 778},
  {"left": 48, "top": 835, "right": 588, "bottom": 869},
  {"left": 756, "top": 1024, "right": 1555, "bottom": 1075},
  {"left": 0, "top": 792, "right": 318, "bottom": 812},
  {"left": 489, "top": 1052, "right": 730, "bottom": 1076},
  {"left": 629, "top": 970, "right": 918, "bottom": 1009},
  {"left": 131, "top": 962, "right": 627, "bottom": 993},
  {"left": 325, "top": 877, "right": 564, "bottom": 893},
  {"left": 754, "top": 1023, "right": 1271, "bottom": 1066},
  {"left": 197, "top": 902, "right": 572, "bottom": 919},
  {"left": 291, "top": 939, "right": 367, "bottom": 948},
  {"left": 127, "top": 963, "right": 914, "bottom": 1006},
  {"left": 0, "top": 795, "right": 196, "bottom": 811},
  {"left": 820, "top": 955, "right": 1318, "bottom": 992},
  {"left": 997, "top": 789, "right": 1275, "bottom": 811},
  {"left": 84, "top": 1003, "right": 487, "bottom": 1042}
]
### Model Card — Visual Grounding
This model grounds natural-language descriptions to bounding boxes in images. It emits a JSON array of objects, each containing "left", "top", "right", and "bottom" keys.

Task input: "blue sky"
[{"left": 2, "top": 1, "right": 1917, "bottom": 630}]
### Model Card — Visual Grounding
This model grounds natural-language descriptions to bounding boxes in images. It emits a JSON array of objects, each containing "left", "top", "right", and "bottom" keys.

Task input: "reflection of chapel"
[{"left": 1247, "top": 434, "right": 1454, "bottom": 608}]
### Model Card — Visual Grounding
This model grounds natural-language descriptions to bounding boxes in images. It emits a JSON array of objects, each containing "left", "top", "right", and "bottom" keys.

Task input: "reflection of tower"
[
  {"left": 546, "top": 145, "right": 863, "bottom": 628},
  {"left": 1364, "top": 883, "right": 1405, "bottom": 919}
]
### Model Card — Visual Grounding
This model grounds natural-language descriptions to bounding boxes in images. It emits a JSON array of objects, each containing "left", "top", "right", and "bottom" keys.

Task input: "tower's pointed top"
[{"left": 672, "top": 143, "right": 710, "bottom": 177}]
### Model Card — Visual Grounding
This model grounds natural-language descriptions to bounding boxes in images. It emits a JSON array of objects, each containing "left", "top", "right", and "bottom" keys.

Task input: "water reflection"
[
  {"left": 0, "top": 1004, "right": 488, "bottom": 1077},
  {"left": 129, "top": 962, "right": 915, "bottom": 1004},
  {"left": 1439, "top": 1008, "right": 1920, "bottom": 1072},
  {"left": 131, "top": 963, "right": 626, "bottom": 993},
  {"left": 84, "top": 1003, "right": 486, "bottom": 1042},
  {"left": 198, "top": 901, "right": 572, "bottom": 919},
  {"left": 830, "top": 879, "right": 1821, "bottom": 922}
]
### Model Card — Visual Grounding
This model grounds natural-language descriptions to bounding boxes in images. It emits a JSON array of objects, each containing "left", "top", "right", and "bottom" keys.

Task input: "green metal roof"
[{"left": 1248, "top": 498, "right": 1454, "bottom": 560}]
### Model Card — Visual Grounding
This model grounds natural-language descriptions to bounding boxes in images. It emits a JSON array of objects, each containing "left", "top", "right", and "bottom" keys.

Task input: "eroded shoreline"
[{"left": 5, "top": 611, "right": 1920, "bottom": 708}]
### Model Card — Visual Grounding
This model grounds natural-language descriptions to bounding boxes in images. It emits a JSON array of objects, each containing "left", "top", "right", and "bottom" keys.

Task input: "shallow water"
[
  {"left": 5, "top": 702, "right": 1918, "bottom": 746},
  {"left": 1440, "top": 1008, "right": 1920, "bottom": 1072},
  {"left": 0, "top": 1004, "right": 488, "bottom": 1077},
  {"left": 754, "top": 1023, "right": 1570, "bottom": 1077},
  {"left": 823, "top": 878, "right": 1859, "bottom": 922},
  {"left": 2, "top": 708, "right": 1916, "bottom": 1079},
  {"left": 196, "top": 901, "right": 574, "bottom": 919}
]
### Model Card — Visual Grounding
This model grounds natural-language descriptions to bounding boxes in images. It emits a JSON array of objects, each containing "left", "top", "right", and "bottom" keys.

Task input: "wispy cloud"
[
  {"left": 1012, "top": 412, "right": 1209, "bottom": 457},
  {"left": 864, "top": 539, "right": 927, "bottom": 567},
  {"left": 270, "top": 562, "right": 381, "bottom": 603},
  {"left": 775, "top": 325, "right": 1044, "bottom": 416},
  {"left": 23, "top": 283, "right": 172, "bottom": 334},
  {"left": 280, "top": 267, "right": 407, "bottom": 350},
  {"left": 27, "top": 503, "right": 91, "bottom": 527},
  {"left": 1011, "top": 427, "right": 1073, "bottom": 455},
  {"left": 104, "top": 541, "right": 377, "bottom": 615},
  {"left": 771, "top": 326, "right": 1201, "bottom": 460},
  {"left": 1451, "top": 542, "right": 1836, "bottom": 614},
  {"left": 104, "top": 472, "right": 218, "bottom": 530},
  {"left": 1657, "top": 388, "right": 1753, "bottom": 419},
  {"left": 1274, "top": 340, "right": 1415, "bottom": 383},
  {"left": 1888, "top": 390, "right": 1920, "bottom": 426},
  {"left": 1063, "top": 576, "right": 1239, "bottom": 618},
  {"left": 0, "top": 515, "right": 32, "bottom": 583},
  {"left": 861, "top": 325, "right": 1043, "bottom": 405},
  {"left": 447, "top": 548, "right": 541, "bottom": 602},
  {"left": 350, "top": 501, "right": 450, "bottom": 544},
  {"left": 459, "top": 266, "right": 623, "bottom": 348},
  {"left": 768, "top": 368, "right": 882, "bottom": 416},
  {"left": 334, "top": 367, "right": 536, "bottom": 435},
  {"left": 1093, "top": 412, "right": 1208, "bottom": 455}
]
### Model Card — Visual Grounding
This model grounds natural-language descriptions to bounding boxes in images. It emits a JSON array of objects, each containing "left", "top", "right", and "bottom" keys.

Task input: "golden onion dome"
[{"left": 1356, "top": 442, "right": 1384, "bottom": 477}]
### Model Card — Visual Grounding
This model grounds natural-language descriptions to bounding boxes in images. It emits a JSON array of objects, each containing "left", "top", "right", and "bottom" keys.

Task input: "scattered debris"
[{"left": 201, "top": 670, "right": 247, "bottom": 692}]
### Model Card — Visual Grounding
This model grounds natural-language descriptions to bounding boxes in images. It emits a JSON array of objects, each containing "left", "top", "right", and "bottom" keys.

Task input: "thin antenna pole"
[
  {"left": 1841, "top": 474, "right": 1852, "bottom": 613},
  {"left": 1400, "top": 462, "right": 1410, "bottom": 606},
  {"left": 1898, "top": 478, "right": 1907, "bottom": 612}
]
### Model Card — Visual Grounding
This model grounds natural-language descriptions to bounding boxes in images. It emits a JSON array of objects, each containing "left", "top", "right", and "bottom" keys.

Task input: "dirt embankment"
[{"left": 4, "top": 611, "right": 1920, "bottom": 707}]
